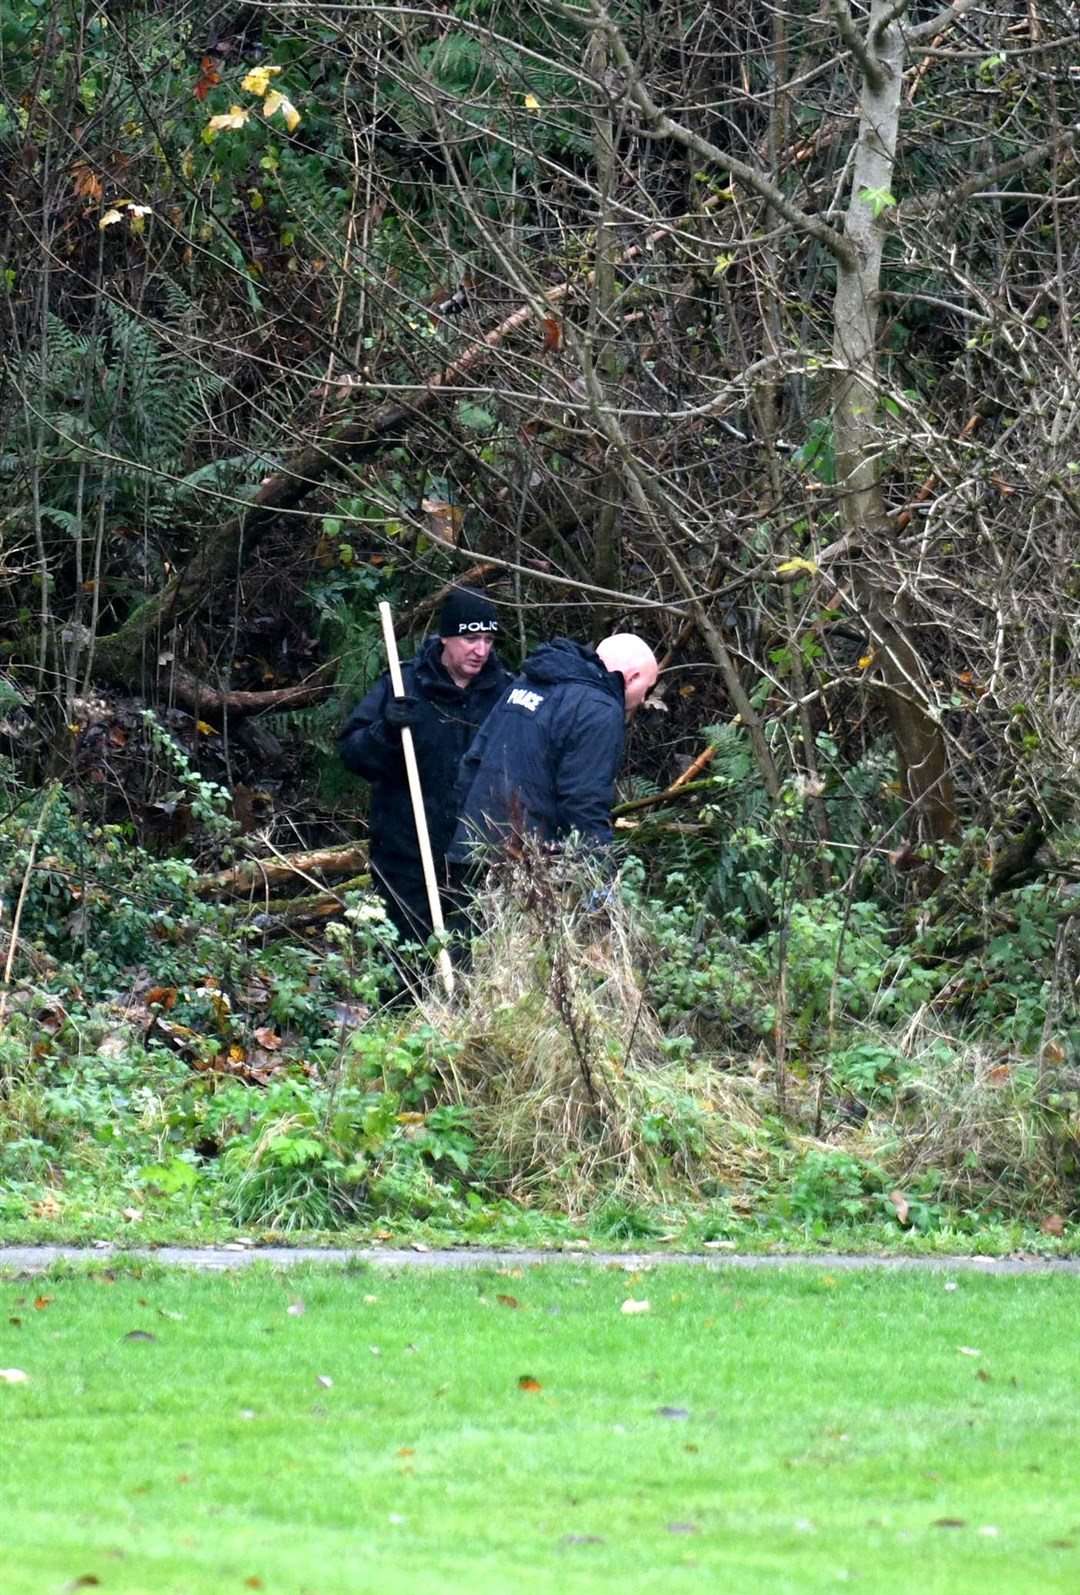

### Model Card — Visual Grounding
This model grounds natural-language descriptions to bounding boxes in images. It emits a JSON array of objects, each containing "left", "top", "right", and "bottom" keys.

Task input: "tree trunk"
[{"left": 830, "top": 0, "right": 957, "bottom": 841}]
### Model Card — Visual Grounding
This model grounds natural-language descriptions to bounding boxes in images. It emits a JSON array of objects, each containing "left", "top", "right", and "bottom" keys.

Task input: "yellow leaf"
[
  {"left": 241, "top": 65, "right": 281, "bottom": 95},
  {"left": 263, "top": 90, "right": 301, "bottom": 131},
  {"left": 858, "top": 652, "right": 875, "bottom": 669},
  {"left": 206, "top": 106, "right": 251, "bottom": 135},
  {"left": 99, "top": 208, "right": 126, "bottom": 228},
  {"left": 775, "top": 557, "right": 819, "bottom": 576},
  {"left": 524, "top": 92, "right": 541, "bottom": 110}
]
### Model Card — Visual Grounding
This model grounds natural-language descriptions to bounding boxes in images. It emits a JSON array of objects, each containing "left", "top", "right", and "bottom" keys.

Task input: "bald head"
[{"left": 596, "top": 634, "right": 659, "bottom": 713}]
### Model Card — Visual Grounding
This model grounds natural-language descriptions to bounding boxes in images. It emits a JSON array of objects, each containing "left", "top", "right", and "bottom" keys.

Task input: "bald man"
[{"left": 449, "top": 633, "right": 659, "bottom": 859}]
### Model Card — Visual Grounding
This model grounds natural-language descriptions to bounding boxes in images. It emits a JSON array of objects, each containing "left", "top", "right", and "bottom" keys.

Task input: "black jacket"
[
  {"left": 339, "top": 637, "right": 511, "bottom": 881},
  {"left": 450, "top": 639, "right": 626, "bottom": 856}
]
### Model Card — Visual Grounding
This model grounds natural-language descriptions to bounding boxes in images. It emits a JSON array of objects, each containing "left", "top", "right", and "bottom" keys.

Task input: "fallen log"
[
  {"left": 218, "top": 876, "right": 372, "bottom": 930},
  {"left": 199, "top": 845, "right": 368, "bottom": 899}
]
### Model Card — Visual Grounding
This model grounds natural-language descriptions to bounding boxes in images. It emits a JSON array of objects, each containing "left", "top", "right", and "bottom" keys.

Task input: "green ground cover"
[{"left": 1, "top": 1264, "right": 1077, "bottom": 1594}]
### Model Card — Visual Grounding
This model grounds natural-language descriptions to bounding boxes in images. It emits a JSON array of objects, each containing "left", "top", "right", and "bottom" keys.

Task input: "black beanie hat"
[{"left": 438, "top": 587, "right": 499, "bottom": 637}]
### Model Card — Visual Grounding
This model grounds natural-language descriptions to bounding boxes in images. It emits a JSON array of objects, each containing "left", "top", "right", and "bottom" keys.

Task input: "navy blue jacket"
[
  {"left": 450, "top": 639, "right": 626, "bottom": 856},
  {"left": 339, "top": 637, "right": 511, "bottom": 883}
]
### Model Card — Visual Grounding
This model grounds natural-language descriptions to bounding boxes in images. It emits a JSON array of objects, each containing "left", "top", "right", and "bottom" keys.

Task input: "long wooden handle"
[{"left": 378, "top": 602, "right": 455, "bottom": 997}]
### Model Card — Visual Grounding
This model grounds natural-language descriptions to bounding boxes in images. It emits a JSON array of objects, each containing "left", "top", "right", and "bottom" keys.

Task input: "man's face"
[{"left": 441, "top": 632, "right": 494, "bottom": 686}]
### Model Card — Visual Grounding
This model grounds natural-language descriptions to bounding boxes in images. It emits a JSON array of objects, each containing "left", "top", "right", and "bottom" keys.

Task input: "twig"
[{"left": 0, "top": 781, "right": 61, "bottom": 1025}]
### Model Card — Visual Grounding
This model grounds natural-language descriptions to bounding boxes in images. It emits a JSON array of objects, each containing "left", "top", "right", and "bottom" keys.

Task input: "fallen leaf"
[
  {"left": 410, "top": 1241, "right": 430, "bottom": 1253},
  {"left": 122, "top": 1207, "right": 144, "bottom": 1222},
  {"left": 123, "top": 1330, "right": 157, "bottom": 1342},
  {"left": 1041, "top": 1214, "right": 1066, "bottom": 1237},
  {"left": 956, "top": 1346, "right": 981, "bottom": 1357},
  {"left": 0, "top": 1369, "right": 29, "bottom": 1383},
  {"left": 561, "top": 1534, "right": 604, "bottom": 1545},
  {"left": 977, "top": 1525, "right": 999, "bottom": 1537},
  {"left": 397, "top": 1448, "right": 415, "bottom": 1457},
  {"left": 158, "top": 1309, "right": 184, "bottom": 1322},
  {"left": 60, "top": 1579, "right": 101, "bottom": 1592},
  {"left": 315, "top": 1374, "right": 333, "bottom": 1388},
  {"left": 496, "top": 1294, "right": 522, "bottom": 1309},
  {"left": 518, "top": 1376, "right": 543, "bottom": 1392},
  {"left": 34, "top": 1296, "right": 52, "bottom": 1311},
  {"left": 657, "top": 1406, "right": 691, "bottom": 1420},
  {"left": 8, "top": 1318, "right": 21, "bottom": 1328},
  {"left": 524, "top": 92, "right": 542, "bottom": 111},
  {"left": 933, "top": 1518, "right": 967, "bottom": 1528},
  {"left": 666, "top": 1522, "right": 698, "bottom": 1534},
  {"left": 975, "top": 1368, "right": 993, "bottom": 1383},
  {"left": 286, "top": 1301, "right": 306, "bottom": 1316},
  {"left": 621, "top": 1298, "right": 650, "bottom": 1314},
  {"left": 1047, "top": 1539, "right": 1076, "bottom": 1549},
  {"left": 254, "top": 1027, "right": 282, "bottom": 1050},
  {"left": 244, "top": 1579, "right": 263, "bottom": 1589},
  {"left": 889, "top": 1190, "right": 911, "bottom": 1226}
]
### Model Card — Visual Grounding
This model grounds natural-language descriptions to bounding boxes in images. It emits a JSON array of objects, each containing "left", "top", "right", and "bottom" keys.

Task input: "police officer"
[
  {"left": 339, "top": 588, "right": 511, "bottom": 943},
  {"left": 450, "top": 633, "right": 658, "bottom": 860}
]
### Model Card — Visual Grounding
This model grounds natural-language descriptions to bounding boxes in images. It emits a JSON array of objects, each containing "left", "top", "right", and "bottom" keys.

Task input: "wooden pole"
[{"left": 378, "top": 601, "right": 455, "bottom": 998}]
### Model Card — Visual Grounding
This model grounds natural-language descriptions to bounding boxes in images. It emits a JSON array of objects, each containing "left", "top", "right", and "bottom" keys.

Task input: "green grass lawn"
[{"left": 1, "top": 1263, "right": 1077, "bottom": 1594}]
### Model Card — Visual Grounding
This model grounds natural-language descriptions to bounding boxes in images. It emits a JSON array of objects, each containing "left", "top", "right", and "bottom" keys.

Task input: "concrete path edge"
[{"left": 1, "top": 1245, "right": 1077, "bottom": 1275}]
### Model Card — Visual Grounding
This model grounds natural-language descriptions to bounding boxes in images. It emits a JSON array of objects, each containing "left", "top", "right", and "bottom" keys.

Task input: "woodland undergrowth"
[{"left": 1, "top": 777, "right": 1076, "bottom": 1250}]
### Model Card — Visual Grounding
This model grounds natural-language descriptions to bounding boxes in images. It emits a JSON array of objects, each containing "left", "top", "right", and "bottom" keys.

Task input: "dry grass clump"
[
  {"left": 421, "top": 855, "right": 770, "bottom": 1211},
  {"left": 880, "top": 1017, "right": 1071, "bottom": 1207}
]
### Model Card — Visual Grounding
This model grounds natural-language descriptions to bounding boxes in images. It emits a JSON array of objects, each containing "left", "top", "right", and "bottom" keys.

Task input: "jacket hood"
[{"left": 521, "top": 639, "right": 624, "bottom": 700}]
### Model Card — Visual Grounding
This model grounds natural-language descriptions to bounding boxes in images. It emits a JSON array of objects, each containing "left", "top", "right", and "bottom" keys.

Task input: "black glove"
[{"left": 383, "top": 693, "right": 421, "bottom": 734}]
